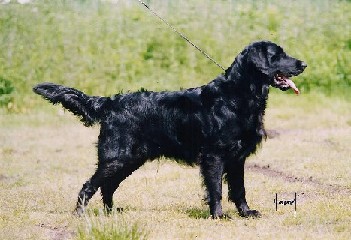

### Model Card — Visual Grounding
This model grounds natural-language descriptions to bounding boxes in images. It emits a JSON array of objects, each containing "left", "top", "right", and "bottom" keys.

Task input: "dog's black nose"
[{"left": 300, "top": 61, "right": 307, "bottom": 69}]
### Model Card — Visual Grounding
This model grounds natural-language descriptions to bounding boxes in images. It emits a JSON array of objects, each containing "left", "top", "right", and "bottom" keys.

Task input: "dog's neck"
[
  {"left": 221, "top": 59, "right": 270, "bottom": 102},
  {"left": 214, "top": 59, "right": 269, "bottom": 138}
]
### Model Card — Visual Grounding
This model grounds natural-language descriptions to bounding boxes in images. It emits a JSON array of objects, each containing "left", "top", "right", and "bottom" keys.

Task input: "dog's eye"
[
  {"left": 271, "top": 52, "right": 287, "bottom": 62},
  {"left": 271, "top": 55, "right": 280, "bottom": 61}
]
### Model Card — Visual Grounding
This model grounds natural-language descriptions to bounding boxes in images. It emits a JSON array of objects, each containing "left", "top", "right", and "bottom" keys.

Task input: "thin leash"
[{"left": 136, "top": 0, "right": 226, "bottom": 71}]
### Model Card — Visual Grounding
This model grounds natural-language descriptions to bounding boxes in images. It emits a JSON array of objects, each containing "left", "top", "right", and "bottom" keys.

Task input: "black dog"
[{"left": 33, "top": 41, "right": 306, "bottom": 218}]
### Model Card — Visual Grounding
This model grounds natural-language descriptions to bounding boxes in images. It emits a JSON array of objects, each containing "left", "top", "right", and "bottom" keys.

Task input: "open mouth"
[{"left": 273, "top": 73, "right": 300, "bottom": 95}]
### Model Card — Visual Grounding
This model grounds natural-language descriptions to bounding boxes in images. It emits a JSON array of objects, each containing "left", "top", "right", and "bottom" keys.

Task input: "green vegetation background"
[{"left": 0, "top": 0, "right": 350, "bottom": 112}]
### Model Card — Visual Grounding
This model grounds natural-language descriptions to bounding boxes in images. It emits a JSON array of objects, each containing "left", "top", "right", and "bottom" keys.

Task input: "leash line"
[{"left": 136, "top": 0, "right": 225, "bottom": 71}]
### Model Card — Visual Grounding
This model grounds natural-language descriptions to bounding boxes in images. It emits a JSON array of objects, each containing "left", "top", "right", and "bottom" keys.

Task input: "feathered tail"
[{"left": 33, "top": 82, "right": 108, "bottom": 126}]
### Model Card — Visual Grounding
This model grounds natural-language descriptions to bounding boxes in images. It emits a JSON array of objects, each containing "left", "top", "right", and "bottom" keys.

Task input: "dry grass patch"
[{"left": 1, "top": 93, "right": 350, "bottom": 239}]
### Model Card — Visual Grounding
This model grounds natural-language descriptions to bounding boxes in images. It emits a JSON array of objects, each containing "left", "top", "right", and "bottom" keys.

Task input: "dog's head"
[{"left": 245, "top": 41, "right": 307, "bottom": 94}]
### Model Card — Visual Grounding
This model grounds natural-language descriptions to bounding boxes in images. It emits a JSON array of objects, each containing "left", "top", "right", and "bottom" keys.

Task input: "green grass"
[
  {"left": 77, "top": 214, "right": 148, "bottom": 240},
  {"left": 0, "top": 0, "right": 350, "bottom": 112},
  {"left": 185, "top": 208, "right": 211, "bottom": 219}
]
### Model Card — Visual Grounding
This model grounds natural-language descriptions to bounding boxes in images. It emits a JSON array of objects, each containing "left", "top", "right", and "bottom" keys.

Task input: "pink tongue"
[{"left": 285, "top": 78, "right": 300, "bottom": 95}]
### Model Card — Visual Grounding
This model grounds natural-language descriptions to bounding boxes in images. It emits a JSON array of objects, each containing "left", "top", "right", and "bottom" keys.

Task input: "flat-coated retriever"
[{"left": 33, "top": 41, "right": 306, "bottom": 218}]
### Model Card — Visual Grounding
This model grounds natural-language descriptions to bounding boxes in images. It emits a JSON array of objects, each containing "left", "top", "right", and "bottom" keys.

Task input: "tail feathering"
[{"left": 33, "top": 82, "right": 107, "bottom": 126}]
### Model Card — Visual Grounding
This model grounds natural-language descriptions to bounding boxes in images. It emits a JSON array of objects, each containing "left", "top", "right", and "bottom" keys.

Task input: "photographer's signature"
[{"left": 274, "top": 193, "right": 298, "bottom": 212}]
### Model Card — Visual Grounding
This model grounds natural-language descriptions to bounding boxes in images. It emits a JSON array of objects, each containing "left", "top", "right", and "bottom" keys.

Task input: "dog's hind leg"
[
  {"left": 75, "top": 161, "right": 120, "bottom": 215},
  {"left": 100, "top": 177, "right": 120, "bottom": 213},
  {"left": 227, "top": 161, "right": 261, "bottom": 218},
  {"left": 99, "top": 157, "right": 146, "bottom": 213},
  {"left": 200, "top": 154, "right": 225, "bottom": 219},
  {"left": 75, "top": 168, "right": 106, "bottom": 216},
  {"left": 75, "top": 164, "right": 119, "bottom": 216},
  {"left": 76, "top": 159, "right": 145, "bottom": 215},
  {"left": 99, "top": 161, "right": 143, "bottom": 214}
]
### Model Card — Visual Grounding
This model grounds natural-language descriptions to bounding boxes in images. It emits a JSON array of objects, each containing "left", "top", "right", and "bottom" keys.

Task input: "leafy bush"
[{"left": 0, "top": 76, "right": 15, "bottom": 109}]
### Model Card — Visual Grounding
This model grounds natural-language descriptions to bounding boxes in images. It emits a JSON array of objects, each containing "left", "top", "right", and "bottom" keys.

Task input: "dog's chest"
[{"left": 225, "top": 102, "right": 265, "bottom": 157}]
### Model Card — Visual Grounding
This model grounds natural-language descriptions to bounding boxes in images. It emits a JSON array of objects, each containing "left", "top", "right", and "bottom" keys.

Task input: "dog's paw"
[
  {"left": 239, "top": 209, "right": 261, "bottom": 218},
  {"left": 104, "top": 207, "right": 124, "bottom": 215},
  {"left": 220, "top": 214, "right": 233, "bottom": 220},
  {"left": 73, "top": 207, "right": 85, "bottom": 217},
  {"left": 210, "top": 213, "right": 233, "bottom": 220}
]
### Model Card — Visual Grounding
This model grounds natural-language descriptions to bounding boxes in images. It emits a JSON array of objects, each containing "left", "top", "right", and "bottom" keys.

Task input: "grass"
[
  {"left": 77, "top": 214, "right": 148, "bottom": 240},
  {"left": 1, "top": 93, "right": 350, "bottom": 239},
  {"left": 0, "top": 0, "right": 350, "bottom": 112}
]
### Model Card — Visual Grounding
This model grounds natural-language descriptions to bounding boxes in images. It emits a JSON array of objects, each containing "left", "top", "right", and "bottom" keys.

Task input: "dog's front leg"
[
  {"left": 200, "top": 154, "right": 224, "bottom": 219},
  {"left": 227, "top": 161, "right": 261, "bottom": 218}
]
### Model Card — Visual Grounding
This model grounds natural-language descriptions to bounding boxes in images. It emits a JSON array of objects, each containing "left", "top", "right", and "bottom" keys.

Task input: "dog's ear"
[{"left": 247, "top": 49, "right": 269, "bottom": 75}]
